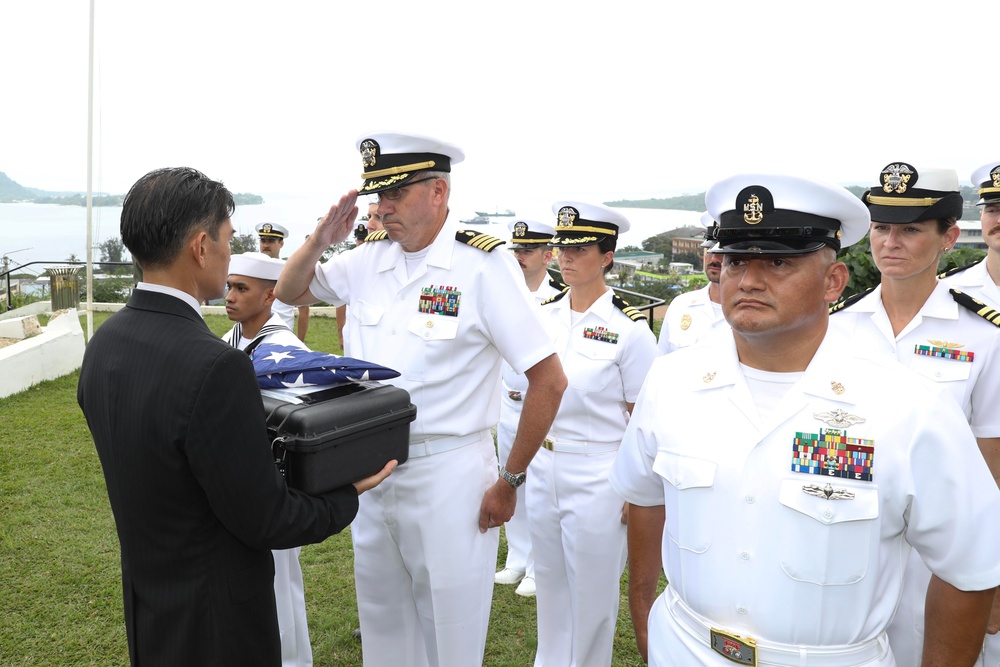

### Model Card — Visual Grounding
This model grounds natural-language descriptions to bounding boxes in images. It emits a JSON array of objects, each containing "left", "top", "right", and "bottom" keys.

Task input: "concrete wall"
[{"left": 0, "top": 309, "right": 86, "bottom": 399}]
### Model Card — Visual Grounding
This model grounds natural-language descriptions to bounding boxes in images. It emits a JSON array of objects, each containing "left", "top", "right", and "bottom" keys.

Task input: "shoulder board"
[
  {"left": 937, "top": 256, "right": 985, "bottom": 280},
  {"left": 949, "top": 288, "right": 1000, "bottom": 327},
  {"left": 613, "top": 293, "right": 647, "bottom": 322},
  {"left": 365, "top": 230, "right": 390, "bottom": 242},
  {"left": 548, "top": 275, "right": 569, "bottom": 293},
  {"left": 456, "top": 230, "right": 505, "bottom": 252},
  {"left": 829, "top": 286, "right": 876, "bottom": 314},
  {"left": 541, "top": 290, "right": 568, "bottom": 306}
]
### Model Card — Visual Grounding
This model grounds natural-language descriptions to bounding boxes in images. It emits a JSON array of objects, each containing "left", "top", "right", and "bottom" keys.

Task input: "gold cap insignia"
[
  {"left": 261, "top": 223, "right": 273, "bottom": 234},
  {"left": 743, "top": 193, "right": 763, "bottom": 225},
  {"left": 360, "top": 139, "right": 379, "bottom": 169},
  {"left": 513, "top": 221, "right": 528, "bottom": 238},
  {"left": 557, "top": 206, "right": 578, "bottom": 228},
  {"left": 881, "top": 163, "right": 915, "bottom": 194},
  {"left": 992, "top": 166, "right": 1000, "bottom": 188}
]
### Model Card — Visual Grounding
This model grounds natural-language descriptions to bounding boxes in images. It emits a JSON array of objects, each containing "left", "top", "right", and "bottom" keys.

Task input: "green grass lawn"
[{"left": 0, "top": 311, "right": 656, "bottom": 666}]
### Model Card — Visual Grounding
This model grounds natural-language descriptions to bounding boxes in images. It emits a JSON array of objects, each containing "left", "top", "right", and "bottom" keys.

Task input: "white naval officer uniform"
[
  {"left": 609, "top": 330, "right": 1000, "bottom": 667},
  {"left": 270, "top": 297, "right": 296, "bottom": 331},
  {"left": 941, "top": 258, "right": 1000, "bottom": 309},
  {"left": 829, "top": 282, "right": 1000, "bottom": 667},
  {"left": 497, "top": 275, "right": 565, "bottom": 583},
  {"left": 223, "top": 313, "right": 313, "bottom": 667},
  {"left": 308, "top": 223, "right": 555, "bottom": 667},
  {"left": 656, "top": 284, "right": 727, "bottom": 354},
  {"left": 529, "top": 287, "right": 658, "bottom": 667}
]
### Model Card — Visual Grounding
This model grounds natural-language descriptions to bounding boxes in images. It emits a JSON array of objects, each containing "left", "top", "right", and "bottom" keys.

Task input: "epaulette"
[
  {"left": 456, "top": 230, "right": 505, "bottom": 252},
  {"left": 613, "top": 294, "right": 646, "bottom": 322},
  {"left": 950, "top": 289, "right": 1000, "bottom": 327},
  {"left": 365, "top": 230, "right": 390, "bottom": 242},
  {"left": 541, "top": 290, "right": 568, "bottom": 306},
  {"left": 548, "top": 275, "right": 569, "bottom": 293},
  {"left": 830, "top": 286, "right": 875, "bottom": 314},
  {"left": 937, "top": 256, "right": 985, "bottom": 280}
]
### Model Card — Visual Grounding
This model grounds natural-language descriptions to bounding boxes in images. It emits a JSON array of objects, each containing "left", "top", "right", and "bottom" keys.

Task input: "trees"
[
  {"left": 97, "top": 237, "right": 132, "bottom": 275},
  {"left": 230, "top": 233, "right": 258, "bottom": 255}
]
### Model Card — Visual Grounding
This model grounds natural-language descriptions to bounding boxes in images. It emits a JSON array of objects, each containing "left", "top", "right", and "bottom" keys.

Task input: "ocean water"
[{"left": 0, "top": 194, "right": 703, "bottom": 275}]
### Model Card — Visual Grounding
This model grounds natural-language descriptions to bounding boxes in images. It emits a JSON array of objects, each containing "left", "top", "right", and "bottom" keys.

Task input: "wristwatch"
[{"left": 499, "top": 466, "right": 526, "bottom": 488}]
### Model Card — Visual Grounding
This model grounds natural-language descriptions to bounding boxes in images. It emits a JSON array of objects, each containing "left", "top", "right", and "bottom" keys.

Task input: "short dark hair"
[{"left": 121, "top": 167, "right": 235, "bottom": 268}]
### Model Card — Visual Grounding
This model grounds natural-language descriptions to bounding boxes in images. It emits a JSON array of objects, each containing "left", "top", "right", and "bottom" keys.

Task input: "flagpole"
[{"left": 85, "top": 0, "right": 95, "bottom": 339}]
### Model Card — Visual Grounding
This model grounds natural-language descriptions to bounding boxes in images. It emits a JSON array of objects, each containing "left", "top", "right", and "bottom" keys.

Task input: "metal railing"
[{"left": 0, "top": 260, "right": 133, "bottom": 311}]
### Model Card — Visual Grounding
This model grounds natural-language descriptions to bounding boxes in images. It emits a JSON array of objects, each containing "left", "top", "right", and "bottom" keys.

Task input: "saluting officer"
[
  {"left": 828, "top": 163, "right": 1000, "bottom": 666},
  {"left": 274, "top": 132, "right": 567, "bottom": 667},
  {"left": 255, "top": 222, "right": 310, "bottom": 342},
  {"left": 529, "top": 201, "right": 658, "bottom": 667},
  {"left": 940, "top": 160, "right": 1000, "bottom": 308},
  {"left": 611, "top": 173, "right": 1000, "bottom": 667},
  {"left": 495, "top": 217, "right": 565, "bottom": 598}
]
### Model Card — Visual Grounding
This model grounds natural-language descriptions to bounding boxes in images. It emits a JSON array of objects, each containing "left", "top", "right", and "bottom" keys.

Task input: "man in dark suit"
[{"left": 77, "top": 167, "right": 395, "bottom": 667}]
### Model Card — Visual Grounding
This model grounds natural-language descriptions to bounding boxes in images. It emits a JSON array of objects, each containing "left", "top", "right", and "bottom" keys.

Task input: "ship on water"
[
  {"left": 475, "top": 208, "right": 515, "bottom": 217},
  {"left": 459, "top": 215, "right": 491, "bottom": 225}
]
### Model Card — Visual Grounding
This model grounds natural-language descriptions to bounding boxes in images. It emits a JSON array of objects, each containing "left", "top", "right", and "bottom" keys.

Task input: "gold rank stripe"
[
  {"left": 365, "top": 230, "right": 389, "bottom": 242},
  {"left": 457, "top": 230, "right": 505, "bottom": 252},
  {"left": 949, "top": 288, "right": 1000, "bottom": 327},
  {"left": 362, "top": 160, "right": 437, "bottom": 179},
  {"left": 865, "top": 194, "right": 943, "bottom": 206},
  {"left": 980, "top": 186, "right": 1000, "bottom": 195}
]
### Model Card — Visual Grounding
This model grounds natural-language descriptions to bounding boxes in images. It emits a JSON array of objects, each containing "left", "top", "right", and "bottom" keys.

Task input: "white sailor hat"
[
  {"left": 508, "top": 218, "right": 555, "bottom": 248},
  {"left": 705, "top": 174, "right": 869, "bottom": 255},
  {"left": 356, "top": 131, "right": 465, "bottom": 195},
  {"left": 255, "top": 222, "right": 288, "bottom": 239},
  {"left": 549, "top": 201, "right": 631, "bottom": 247},
  {"left": 699, "top": 211, "right": 718, "bottom": 249},
  {"left": 971, "top": 161, "right": 1000, "bottom": 206},
  {"left": 862, "top": 163, "right": 964, "bottom": 223},
  {"left": 228, "top": 252, "right": 285, "bottom": 281}
]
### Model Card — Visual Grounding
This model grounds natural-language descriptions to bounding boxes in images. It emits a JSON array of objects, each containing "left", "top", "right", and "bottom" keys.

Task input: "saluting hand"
[{"left": 310, "top": 190, "right": 360, "bottom": 250}]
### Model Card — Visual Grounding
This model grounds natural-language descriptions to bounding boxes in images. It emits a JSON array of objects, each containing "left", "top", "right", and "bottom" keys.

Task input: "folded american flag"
[{"left": 250, "top": 344, "right": 401, "bottom": 389}]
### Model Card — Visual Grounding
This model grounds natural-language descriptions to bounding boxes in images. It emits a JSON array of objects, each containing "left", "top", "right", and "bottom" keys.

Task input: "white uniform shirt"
[
  {"left": 309, "top": 223, "right": 555, "bottom": 442},
  {"left": 940, "top": 258, "right": 1000, "bottom": 309},
  {"left": 609, "top": 330, "right": 1000, "bottom": 647},
  {"left": 500, "top": 276, "right": 565, "bottom": 400},
  {"left": 222, "top": 312, "right": 304, "bottom": 352},
  {"left": 657, "top": 285, "right": 727, "bottom": 354},
  {"left": 828, "top": 281, "right": 1000, "bottom": 438},
  {"left": 540, "top": 289, "right": 658, "bottom": 445},
  {"left": 271, "top": 298, "right": 296, "bottom": 330}
]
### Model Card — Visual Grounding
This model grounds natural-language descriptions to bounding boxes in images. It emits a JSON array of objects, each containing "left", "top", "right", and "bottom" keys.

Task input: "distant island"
[
  {"left": 0, "top": 171, "right": 263, "bottom": 206},
  {"left": 606, "top": 184, "right": 983, "bottom": 211}
]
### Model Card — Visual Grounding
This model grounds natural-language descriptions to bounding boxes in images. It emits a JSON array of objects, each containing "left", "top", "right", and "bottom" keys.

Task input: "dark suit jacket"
[{"left": 78, "top": 289, "right": 359, "bottom": 666}]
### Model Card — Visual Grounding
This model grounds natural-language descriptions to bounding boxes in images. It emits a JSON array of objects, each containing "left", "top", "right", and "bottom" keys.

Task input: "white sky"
[{"left": 0, "top": 0, "right": 994, "bottom": 209}]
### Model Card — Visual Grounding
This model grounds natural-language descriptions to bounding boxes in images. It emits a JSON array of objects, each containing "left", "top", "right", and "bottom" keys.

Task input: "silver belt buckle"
[{"left": 710, "top": 628, "right": 757, "bottom": 666}]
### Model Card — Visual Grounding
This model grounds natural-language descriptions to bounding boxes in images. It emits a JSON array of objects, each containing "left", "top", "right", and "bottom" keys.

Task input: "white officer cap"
[
  {"left": 229, "top": 252, "right": 285, "bottom": 281},
  {"left": 706, "top": 174, "right": 870, "bottom": 255},
  {"left": 549, "top": 201, "right": 631, "bottom": 247},
  {"left": 971, "top": 161, "right": 1000, "bottom": 206},
  {"left": 700, "top": 211, "right": 718, "bottom": 248},
  {"left": 508, "top": 218, "right": 556, "bottom": 248},
  {"left": 255, "top": 222, "right": 288, "bottom": 239},
  {"left": 356, "top": 131, "right": 465, "bottom": 195},
  {"left": 862, "top": 163, "right": 963, "bottom": 223}
]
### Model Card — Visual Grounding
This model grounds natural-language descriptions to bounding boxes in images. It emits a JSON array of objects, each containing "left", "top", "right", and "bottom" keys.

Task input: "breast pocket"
[
  {"left": 908, "top": 354, "right": 973, "bottom": 384},
  {"left": 777, "top": 478, "right": 879, "bottom": 585},
  {"left": 567, "top": 341, "right": 618, "bottom": 392},
  {"left": 652, "top": 451, "right": 717, "bottom": 554},
  {"left": 404, "top": 314, "right": 459, "bottom": 381}
]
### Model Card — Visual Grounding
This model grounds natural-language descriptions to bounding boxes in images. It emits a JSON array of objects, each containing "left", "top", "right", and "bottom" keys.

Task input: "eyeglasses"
[{"left": 369, "top": 177, "right": 436, "bottom": 203}]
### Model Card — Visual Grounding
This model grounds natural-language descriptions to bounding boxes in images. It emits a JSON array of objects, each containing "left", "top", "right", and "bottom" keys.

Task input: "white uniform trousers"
[
  {"left": 527, "top": 447, "right": 627, "bottom": 667},
  {"left": 353, "top": 433, "right": 500, "bottom": 667},
  {"left": 649, "top": 588, "right": 895, "bottom": 667},
  {"left": 273, "top": 547, "right": 312, "bottom": 667},
  {"left": 497, "top": 392, "right": 534, "bottom": 578},
  {"left": 982, "top": 633, "right": 1000, "bottom": 667}
]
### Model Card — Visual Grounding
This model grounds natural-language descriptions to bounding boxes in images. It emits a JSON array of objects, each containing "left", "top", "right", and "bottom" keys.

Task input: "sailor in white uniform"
[
  {"left": 611, "top": 173, "right": 1000, "bottom": 667},
  {"left": 222, "top": 251, "right": 312, "bottom": 667},
  {"left": 256, "top": 222, "right": 310, "bottom": 342},
  {"left": 494, "top": 218, "right": 565, "bottom": 598},
  {"left": 274, "top": 132, "right": 566, "bottom": 667},
  {"left": 529, "top": 202, "right": 658, "bottom": 667},
  {"left": 657, "top": 212, "right": 727, "bottom": 354},
  {"left": 940, "top": 160, "right": 1000, "bottom": 310},
  {"left": 828, "top": 164, "right": 1000, "bottom": 667}
]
